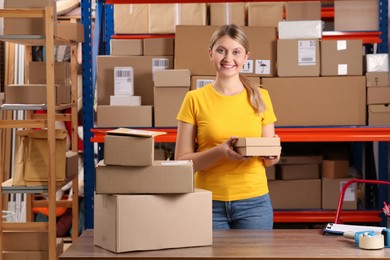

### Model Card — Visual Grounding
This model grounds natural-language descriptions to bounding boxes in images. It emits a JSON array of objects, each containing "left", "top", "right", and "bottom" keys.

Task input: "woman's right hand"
[{"left": 221, "top": 136, "right": 246, "bottom": 161}]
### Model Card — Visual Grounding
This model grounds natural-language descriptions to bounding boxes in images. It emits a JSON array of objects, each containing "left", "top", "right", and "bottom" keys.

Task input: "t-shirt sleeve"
[
  {"left": 176, "top": 91, "right": 196, "bottom": 125},
  {"left": 260, "top": 88, "right": 277, "bottom": 126}
]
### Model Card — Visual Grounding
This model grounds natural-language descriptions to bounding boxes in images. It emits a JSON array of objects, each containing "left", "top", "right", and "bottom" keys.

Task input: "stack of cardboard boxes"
[{"left": 94, "top": 128, "right": 212, "bottom": 253}]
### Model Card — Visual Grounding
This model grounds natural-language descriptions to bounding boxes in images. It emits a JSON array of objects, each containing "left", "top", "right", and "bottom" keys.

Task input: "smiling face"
[{"left": 209, "top": 35, "right": 248, "bottom": 79}]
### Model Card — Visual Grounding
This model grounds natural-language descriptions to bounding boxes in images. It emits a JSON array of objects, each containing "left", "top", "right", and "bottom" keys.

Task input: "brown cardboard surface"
[
  {"left": 209, "top": 3, "right": 246, "bottom": 26},
  {"left": 149, "top": 4, "right": 207, "bottom": 34},
  {"left": 95, "top": 160, "right": 194, "bottom": 194},
  {"left": 247, "top": 2, "right": 284, "bottom": 27},
  {"left": 0, "top": 92, "right": 4, "bottom": 105},
  {"left": 97, "top": 56, "right": 173, "bottom": 106},
  {"left": 143, "top": 38, "right": 174, "bottom": 56},
  {"left": 28, "top": 62, "right": 71, "bottom": 104},
  {"left": 235, "top": 137, "right": 281, "bottom": 147},
  {"left": 278, "top": 155, "right": 323, "bottom": 165},
  {"left": 334, "top": 0, "right": 379, "bottom": 31},
  {"left": 268, "top": 179, "right": 321, "bottom": 209},
  {"left": 94, "top": 189, "right": 212, "bottom": 253},
  {"left": 320, "top": 40, "right": 363, "bottom": 76},
  {"left": 154, "top": 69, "right": 191, "bottom": 87},
  {"left": 5, "top": 84, "right": 63, "bottom": 105},
  {"left": 262, "top": 76, "right": 366, "bottom": 126},
  {"left": 3, "top": 231, "right": 48, "bottom": 251},
  {"left": 96, "top": 105, "right": 153, "bottom": 128},
  {"left": 110, "top": 39, "right": 143, "bottom": 56},
  {"left": 367, "top": 87, "right": 390, "bottom": 105},
  {"left": 57, "top": 22, "right": 84, "bottom": 42},
  {"left": 175, "top": 26, "right": 277, "bottom": 77},
  {"left": 366, "top": 72, "right": 389, "bottom": 87},
  {"left": 368, "top": 105, "right": 390, "bottom": 126},
  {"left": 277, "top": 164, "right": 320, "bottom": 180},
  {"left": 104, "top": 134, "right": 154, "bottom": 166},
  {"left": 154, "top": 87, "right": 188, "bottom": 127},
  {"left": 236, "top": 146, "right": 281, "bottom": 157},
  {"left": 322, "top": 160, "right": 349, "bottom": 179},
  {"left": 277, "top": 39, "right": 320, "bottom": 77},
  {"left": 113, "top": 4, "right": 149, "bottom": 34},
  {"left": 322, "top": 177, "right": 357, "bottom": 210},
  {"left": 285, "top": 1, "right": 321, "bottom": 21}
]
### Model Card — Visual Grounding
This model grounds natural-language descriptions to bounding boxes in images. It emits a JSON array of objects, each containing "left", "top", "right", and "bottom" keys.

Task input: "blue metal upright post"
[{"left": 81, "top": 0, "right": 95, "bottom": 229}]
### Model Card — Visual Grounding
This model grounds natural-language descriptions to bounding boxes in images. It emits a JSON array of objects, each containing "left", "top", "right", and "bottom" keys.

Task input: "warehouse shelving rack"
[
  {"left": 0, "top": 6, "right": 81, "bottom": 260},
  {"left": 81, "top": 0, "right": 390, "bottom": 229}
]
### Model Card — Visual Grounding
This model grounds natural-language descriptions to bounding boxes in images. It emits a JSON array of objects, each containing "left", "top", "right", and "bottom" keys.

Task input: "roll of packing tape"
[{"left": 358, "top": 234, "right": 384, "bottom": 250}]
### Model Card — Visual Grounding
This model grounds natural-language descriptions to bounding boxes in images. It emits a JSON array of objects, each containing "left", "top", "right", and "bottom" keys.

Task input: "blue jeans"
[{"left": 212, "top": 193, "right": 273, "bottom": 230}]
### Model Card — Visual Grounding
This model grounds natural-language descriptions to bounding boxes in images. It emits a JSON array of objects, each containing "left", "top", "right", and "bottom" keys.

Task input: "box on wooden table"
[
  {"left": 95, "top": 160, "right": 194, "bottom": 194},
  {"left": 94, "top": 189, "right": 212, "bottom": 253}
]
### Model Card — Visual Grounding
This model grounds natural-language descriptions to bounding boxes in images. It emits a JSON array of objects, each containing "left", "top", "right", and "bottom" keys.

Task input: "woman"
[{"left": 175, "top": 24, "right": 280, "bottom": 230}]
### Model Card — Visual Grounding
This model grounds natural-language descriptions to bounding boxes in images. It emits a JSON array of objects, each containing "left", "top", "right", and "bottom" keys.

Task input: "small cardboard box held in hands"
[{"left": 234, "top": 137, "right": 281, "bottom": 157}]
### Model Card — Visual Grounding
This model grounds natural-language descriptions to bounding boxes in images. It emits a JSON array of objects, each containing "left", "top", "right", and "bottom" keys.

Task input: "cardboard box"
[
  {"left": 3, "top": 238, "right": 63, "bottom": 260},
  {"left": 96, "top": 105, "right": 153, "bottom": 127},
  {"left": 94, "top": 189, "right": 212, "bottom": 253},
  {"left": 28, "top": 61, "right": 71, "bottom": 104},
  {"left": 110, "top": 95, "right": 141, "bottom": 106},
  {"left": 57, "top": 22, "right": 84, "bottom": 42},
  {"left": 277, "top": 39, "right": 320, "bottom": 77},
  {"left": 95, "top": 160, "right": 194, "bottom": 194},
  {"left": 209, "top": 3, "right": 246, "bottom": 26},
  {"left": 154, "top": 87, "right": 188, "bottom": 127},
  {"left": 154, "top": 69, "right": 191, "bottom": 87},
  {"left": 4, "top": 0, "right": 56, "bottom": 36},
  {"left": 334, "top": 0, "right": 379, "bottom": 31},
  {"left": 322, "top": 177, "right": 357, "bottom": 210},
  {"left": 278, "top": 155, "right": 323, "bottom": 165},
  {"left": 175, "top": 26, "right": 277, "bottom": 77},
  {"left": 191, "top": 76, "right": 216, "bottom": 90},
  {"left": 367, "top": 87, "right": 390, "bottom": 105},
  {"left": 110, "top": 39, "right": 143, "bottom": 56},
  {"left": 235, "top": 137, "right": 280, "bottom": 147},
  {"left": 322, "top": 160, "right": 349, "bottom": 179},
  {"left": 285, "top": 1, "right": 321, "bottom": 21},
  {"left": 5, "top": 84, "right": 63, "bottom": 106},
  {"left": 247, "top": 2, "right": 284, "bottom": 27},
  {"left": 3, "top": 231, "right": 48, "bottom": 251},
  {"left": 268, "top": 179, "right": 321, "bottom": 209},
  {"left": 368, "top": 105, "right": 390, "bottom": 126},
  {"left": 366, "top": 54, "right": 389, "bottom": 72},
  {"left": 278, "top": 20, "right": 323, "bottom": 39},
  {"left": 104, "top": 134, "right": 154, "bottom": 166},
  {"left": 262, "top": 76, "right": 366, "bottom": 126},
  {"left": 320, "top": 40, "right": 363, "bottom": 76},
  {"left": 149, "top": 3, "right": 207, "bottom": 34},
  {"left": 113, "top": 4, "right": 149, "bottom": 34},
  {"left": 277, "top": 164, "right": 320, "bottom": 180},
  {"left": 366, "top": 72, "right": 389, "bottom": 87},
  {"left": 143, "top": 38, "right": 174, "bottom": 56},
  {"left": 236, "top": 146, "right": 282, "bottom": 157},
  {"left": 97, "top": 56, "right": 173, "bottom": 106}
]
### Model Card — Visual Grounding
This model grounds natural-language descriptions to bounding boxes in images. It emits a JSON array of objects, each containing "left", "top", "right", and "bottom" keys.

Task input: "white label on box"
[
  {"left": 340, "top": 181, "right": 355, "bottom": 201},
  {"left": 161, "top": 160, "right": 190, "bottom": 166},
  {"left": 298, "top": 40, "right": 316, "bottom": 66},
  {"left": 152, "top": 58, "right": 170, "bottom": 80},
  {"left": 337, "top": 40, "right": 347, "bottom": 51},
  {"left": 338, "top": 64, "right": 348, "bottom": 75},
  {"left": 241, "top": 60, "right": 254, "bottom": 73},
  {"left": 196, "top": 79, "right": 214, "bottom": 89},
  {"left": 114, "top": 67, "right": 134, "bottom": 96},
  {"left": 255, "top": 60, "right": 271, "bottom": 75}
]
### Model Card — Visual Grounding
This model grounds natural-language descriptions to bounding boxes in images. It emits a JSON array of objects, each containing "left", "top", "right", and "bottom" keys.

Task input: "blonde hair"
[{"left": 209, "top": 24, "right": 266, "bottom": 114}]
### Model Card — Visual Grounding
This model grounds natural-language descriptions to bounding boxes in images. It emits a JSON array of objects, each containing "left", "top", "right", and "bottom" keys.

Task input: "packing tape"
[{"left": 358, "top": 234, "right": 384, "bottom": 250}]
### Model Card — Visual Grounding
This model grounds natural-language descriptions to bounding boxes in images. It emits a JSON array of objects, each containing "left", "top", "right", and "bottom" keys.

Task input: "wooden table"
[{"left": 60, "top": 229, "right": 390, "bottom": 259}]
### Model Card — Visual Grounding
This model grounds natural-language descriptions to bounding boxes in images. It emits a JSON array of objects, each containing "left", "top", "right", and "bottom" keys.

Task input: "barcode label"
[
  {"left": 196, "top": 79, "right": 214, "bottom": 89},
  {"left": 298, "top": 40, "right": 316, "bottom": 66},
  {"left": 116, "top": 69, "right": 132, "bottom": 78},
  {"left": 114, "top": 67, "right": 134, "bottom": 96},
  {"left": 152, "top": 58, "right": 170, "bottom": 70}
]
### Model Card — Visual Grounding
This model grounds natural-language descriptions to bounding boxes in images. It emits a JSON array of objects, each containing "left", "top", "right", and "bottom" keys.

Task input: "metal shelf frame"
[{"left": 81, "top": 0, "right": 390, "bottom": 228}]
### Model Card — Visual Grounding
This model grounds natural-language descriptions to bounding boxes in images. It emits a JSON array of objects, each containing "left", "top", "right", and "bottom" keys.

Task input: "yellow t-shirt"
[{"left": 177, "top": 83, "right": 277, "bottom": 201}]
